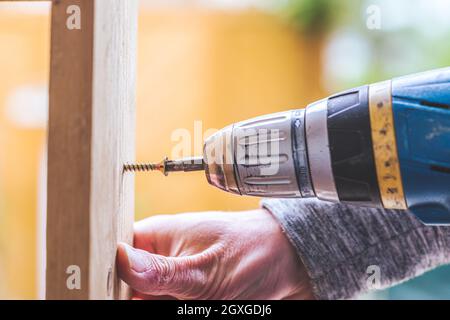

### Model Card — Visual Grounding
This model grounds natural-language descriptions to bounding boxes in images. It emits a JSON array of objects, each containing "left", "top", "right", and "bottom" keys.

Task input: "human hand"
[{"left": 116, "top": 209, "right": 314, "bottom": 300}]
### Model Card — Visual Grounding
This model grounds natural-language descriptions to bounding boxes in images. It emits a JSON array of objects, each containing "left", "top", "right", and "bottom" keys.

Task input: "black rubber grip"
[{"left": 327, "top": 85, "right": 382, "bottom": 207}]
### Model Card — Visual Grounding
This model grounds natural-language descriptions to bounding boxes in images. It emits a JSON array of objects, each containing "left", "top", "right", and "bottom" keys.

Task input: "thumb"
[{"left": 117, "top": 243, "right": 206, "bottom": 298}]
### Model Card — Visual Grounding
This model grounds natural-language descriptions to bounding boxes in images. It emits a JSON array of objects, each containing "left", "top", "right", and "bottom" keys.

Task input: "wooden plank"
[{"left": 46, "top": 0, "right": 137, "bottom": 299}]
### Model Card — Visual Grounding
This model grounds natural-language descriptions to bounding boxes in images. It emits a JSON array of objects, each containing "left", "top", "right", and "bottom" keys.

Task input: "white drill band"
[{"left": 305, "top": 99, "right": 339, "bottom": 202}]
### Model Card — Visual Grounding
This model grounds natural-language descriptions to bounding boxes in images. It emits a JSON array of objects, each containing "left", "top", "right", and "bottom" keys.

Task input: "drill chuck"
[{"left": 204, "top": 111, "right": 311, "bottom": 198}]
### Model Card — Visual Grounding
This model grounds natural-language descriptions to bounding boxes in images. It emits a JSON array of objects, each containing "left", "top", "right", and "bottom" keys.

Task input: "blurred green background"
[{"left": 282, "top": 0, "right": 450, "bottom": 88}]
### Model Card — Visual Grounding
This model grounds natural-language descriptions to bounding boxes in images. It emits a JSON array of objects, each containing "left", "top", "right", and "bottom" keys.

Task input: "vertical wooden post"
[{"left": 46, "top": 0, "right": 137, "bottom": 299}]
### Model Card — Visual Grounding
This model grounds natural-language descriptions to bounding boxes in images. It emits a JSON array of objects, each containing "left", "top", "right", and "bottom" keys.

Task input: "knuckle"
[
  {"left": 153, "top": 257, "right": 177, "bottom": 289},
  {"left": 138, "top": 248, "right": 225, "bottom": 298},
  {"left": 139, "top": 255, "right": 176, "bottom": 294},
  {"left": 158, "top": 257, "right": 177, "bottom": 285},
  {"left": 177, "top": 251, "right": 223, "bottom": 299},
  {"left": 173, "top": 264, "right": 209, "bottom": 300}
]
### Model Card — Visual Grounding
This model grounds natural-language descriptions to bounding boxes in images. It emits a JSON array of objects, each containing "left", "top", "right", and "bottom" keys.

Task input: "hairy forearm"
[{"left": 262, "top": 198, "right": 450, "bottom": 300}]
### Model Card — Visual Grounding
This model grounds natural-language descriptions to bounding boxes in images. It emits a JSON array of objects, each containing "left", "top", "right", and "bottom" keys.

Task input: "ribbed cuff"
[{"left": 261, "top": 198, "right": 450, "bottom": 300}]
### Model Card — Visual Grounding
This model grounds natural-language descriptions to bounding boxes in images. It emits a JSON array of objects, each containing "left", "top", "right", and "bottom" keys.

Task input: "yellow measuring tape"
[{"left": 369, "top": 81, "right": 407, "bottom": 210}]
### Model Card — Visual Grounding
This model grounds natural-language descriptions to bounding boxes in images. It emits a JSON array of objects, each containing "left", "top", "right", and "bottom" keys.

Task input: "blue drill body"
[{"left": 392, "top": 68, "right": 450, "bottom": 224}]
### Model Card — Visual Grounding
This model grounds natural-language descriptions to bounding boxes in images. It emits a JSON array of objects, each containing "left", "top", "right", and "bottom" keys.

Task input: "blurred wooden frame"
[{"left": 1, "top": 0, "right": 138, "bottom": 299}]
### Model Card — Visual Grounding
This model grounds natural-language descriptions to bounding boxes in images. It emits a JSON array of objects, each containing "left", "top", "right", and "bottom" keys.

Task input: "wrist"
[{"left": 260, "top": 208, "right": 315, "bottom": 299}]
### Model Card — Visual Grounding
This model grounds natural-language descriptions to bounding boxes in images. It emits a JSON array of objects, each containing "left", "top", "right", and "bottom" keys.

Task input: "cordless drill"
[{"left": 125, "top": 68, "right": 450, "bottom": 225}]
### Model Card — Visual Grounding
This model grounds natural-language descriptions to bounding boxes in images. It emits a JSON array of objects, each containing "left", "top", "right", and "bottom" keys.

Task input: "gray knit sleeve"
[{"left": 261, "top": 198, "right": 450, "bottom": 300}]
